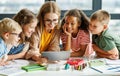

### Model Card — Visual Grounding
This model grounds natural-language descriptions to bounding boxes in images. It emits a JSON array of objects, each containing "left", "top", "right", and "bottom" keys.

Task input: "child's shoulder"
[
  {"left": 0, "top": 37, "right": 4, "bottom": 44},
  {"left": 102, "top": 29, "right": 118, "bottom": 39}
]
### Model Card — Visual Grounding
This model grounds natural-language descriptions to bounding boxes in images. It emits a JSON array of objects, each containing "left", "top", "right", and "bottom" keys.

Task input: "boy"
[
  {"left": 89, "top": 10, "right": 120, "bottom": 60},
  {"left": 0, "top": 18, "right": 22, "bottom": 65}
]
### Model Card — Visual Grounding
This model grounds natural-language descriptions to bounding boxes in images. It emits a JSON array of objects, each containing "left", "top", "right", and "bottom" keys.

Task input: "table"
[{"left": 0, "top": 58, "right": 120, "bottom": 76}]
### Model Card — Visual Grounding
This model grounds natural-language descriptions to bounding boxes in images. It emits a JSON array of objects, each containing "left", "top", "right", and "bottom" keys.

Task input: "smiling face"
[
  {"left": 64, "top": 16, "right": 80, "bottom": 33},
  {"left": 23, "top": 19, "right": 37, "bottom": 38},
  {"left": 89, "top": 20, "right": 107, "bottom": 35},
  {"left": 44, "top": 13, "right": 59, "bottom": 31}
]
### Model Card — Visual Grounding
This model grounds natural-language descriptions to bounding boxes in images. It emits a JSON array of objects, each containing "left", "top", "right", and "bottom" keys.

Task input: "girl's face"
[
  {"left": 23, "top": 19, "right": 37, "bottom": 38},
  {"left": 64, "top": 16, "right": 80, "bottom": 33},
  {"left": 44, "top": 13, "right": 59, "bottom": 31}
]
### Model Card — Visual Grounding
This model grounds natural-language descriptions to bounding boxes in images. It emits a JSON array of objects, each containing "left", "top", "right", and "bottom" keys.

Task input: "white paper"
[
  {"left": 0, "top": 59, "right": 35, "bottom": 76},
  {"left": 105, "top": 59, "right": 120, "bottom": 65}
]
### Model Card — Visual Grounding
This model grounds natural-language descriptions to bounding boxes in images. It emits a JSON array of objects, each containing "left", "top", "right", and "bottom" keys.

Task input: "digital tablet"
[{"left": 41, "top": 51, "right": 71, "bottom": 61}]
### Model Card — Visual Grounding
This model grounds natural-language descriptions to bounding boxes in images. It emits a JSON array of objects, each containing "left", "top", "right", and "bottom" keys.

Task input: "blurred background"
[{"left": 0, "top": 0, "right": 120, "bottom": 34}]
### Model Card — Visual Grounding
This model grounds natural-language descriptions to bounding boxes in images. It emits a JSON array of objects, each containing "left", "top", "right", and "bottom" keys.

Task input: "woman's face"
[
  {"left": 23, "top": 19, "right": 37, "bottom": 38},
  {"left": 44, "top": 13, "right": 59, "bottom": 31}
]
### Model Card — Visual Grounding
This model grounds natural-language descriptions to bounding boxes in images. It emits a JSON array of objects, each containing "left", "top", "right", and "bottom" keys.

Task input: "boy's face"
[
  {"left": 5, "top": 31, "right": 21, "bottom": 46},
  {"left": 89, "top": 20, "right": 106, "bottom": 35}
]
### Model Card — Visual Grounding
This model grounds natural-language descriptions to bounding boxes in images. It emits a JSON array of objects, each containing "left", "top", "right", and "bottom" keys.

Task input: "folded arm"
[{"left": 93, "top": 44, "right": 119, "bottom": 59}]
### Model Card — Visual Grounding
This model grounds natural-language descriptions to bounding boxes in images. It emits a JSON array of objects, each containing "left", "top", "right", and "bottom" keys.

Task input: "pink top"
[{"left": 61, "top": 30, "right": 93, "bottom": 57}]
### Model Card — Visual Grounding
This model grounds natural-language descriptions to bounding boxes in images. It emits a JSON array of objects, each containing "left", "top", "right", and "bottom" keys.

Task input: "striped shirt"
[{"left": 61, "top": 30, "right": 93, "bottom": 56}]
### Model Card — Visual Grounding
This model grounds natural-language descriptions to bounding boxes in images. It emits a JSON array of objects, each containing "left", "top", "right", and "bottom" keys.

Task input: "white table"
[{"left": 1, "top": 58, "right": 120, "bottom": 76}]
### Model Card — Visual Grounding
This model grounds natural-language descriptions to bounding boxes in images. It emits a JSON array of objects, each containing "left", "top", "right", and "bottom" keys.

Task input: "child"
[
  {"left": 61, "top": 9, "right": 93, "bottom": 57},
  {"left": 25, "top": 1, "right": 61, "bottom": 63},
  {"left": 8, "top": 8, "right": 37, "bottom": 60},
  {"left": 0, "top": 18, "right": 22, "bottom": 65},
  {"left": 89, "top": 10, "right": 120, "bottom": 59}
]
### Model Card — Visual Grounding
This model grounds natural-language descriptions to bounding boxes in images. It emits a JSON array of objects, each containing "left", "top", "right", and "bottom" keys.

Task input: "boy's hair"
[
  {"left": 0, "top": 18, "right": 22, "bottom": 36},
  {"left": 90, "top": 10, "right": 110, "bottom": 25},
  {"left": 37, "top": 1, "right": 61, "bottom": 32},
  {"left": 13, "top": 8, "right": 37, "bottom": 26},
  {"left": 61, "top": 9, "right": 89, "bottom": 31}
]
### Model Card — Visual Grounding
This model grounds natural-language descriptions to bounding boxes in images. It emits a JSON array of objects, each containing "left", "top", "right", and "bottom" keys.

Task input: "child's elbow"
[{"left": 109, "top": 54, "right": 119, "bottom": 60}]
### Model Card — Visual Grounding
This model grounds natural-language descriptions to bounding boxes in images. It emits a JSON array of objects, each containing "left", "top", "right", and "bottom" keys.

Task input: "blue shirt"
[{"left": 0, "top": 37, "right": 8, "bottom": 59}]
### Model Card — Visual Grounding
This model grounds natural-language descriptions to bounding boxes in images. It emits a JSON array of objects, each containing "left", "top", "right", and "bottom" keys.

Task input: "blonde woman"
[{"left": 26, "top": 1, "right": 61, "bottom": 63}]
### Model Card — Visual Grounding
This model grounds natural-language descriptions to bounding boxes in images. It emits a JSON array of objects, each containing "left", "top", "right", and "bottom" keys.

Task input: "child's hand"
[
  {"left": 0, "top": 60, "right": 9, "bottom": 66},
  {"left": 62, "top": 24, "right": 72, "bottom": 36}
]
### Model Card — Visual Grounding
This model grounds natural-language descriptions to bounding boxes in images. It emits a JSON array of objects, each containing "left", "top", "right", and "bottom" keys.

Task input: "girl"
[
  {"left": 8, "top": 8, "right": 37, "bottom": 60},
  {"left": 25, "top": 1, "right": 61, "bottom": 63},
  {"left": 61, "top": 9, "right": 93, "bottom": 57}
]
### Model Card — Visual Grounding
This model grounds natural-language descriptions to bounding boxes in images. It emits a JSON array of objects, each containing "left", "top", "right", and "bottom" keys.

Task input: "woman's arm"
[{"left": 48, "top": 29, "right": 60, "bottom": 51}]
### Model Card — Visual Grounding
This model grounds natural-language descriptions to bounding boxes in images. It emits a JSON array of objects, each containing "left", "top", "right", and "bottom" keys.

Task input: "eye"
[
  {"left": 71, "top": 23, "right": 75, "bottom": 26},
  {"left": 93, "top": 26, "right": 97, "bottom": 28},
  {"left": 65, "top": 22, "right": 69, "bottom": 25}
]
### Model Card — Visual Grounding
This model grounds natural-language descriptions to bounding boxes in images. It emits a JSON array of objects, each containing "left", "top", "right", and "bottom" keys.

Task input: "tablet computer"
[{"left": 41, "top": 51, "right": 71, "bottom": 61}]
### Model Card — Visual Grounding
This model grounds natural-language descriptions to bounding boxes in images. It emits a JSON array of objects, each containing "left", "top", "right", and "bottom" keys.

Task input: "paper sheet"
[{"left": 0, "top": 59, "right": 35, "bottom": 76}]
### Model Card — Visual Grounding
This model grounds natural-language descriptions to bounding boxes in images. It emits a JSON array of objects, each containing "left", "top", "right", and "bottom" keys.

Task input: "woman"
[{"left": 25, "top": 1, "right": 61, "bottom": 63}]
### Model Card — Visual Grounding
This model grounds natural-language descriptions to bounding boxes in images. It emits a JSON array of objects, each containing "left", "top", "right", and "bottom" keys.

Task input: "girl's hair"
[
  {"left": 61, "top": 9, "right": 89, "bottom": 32},
  {"left": 37, "top": 1, "right": 61, "bottom": 32},
  {"left": 13, "top": 8, "right": 37, "bottom": 26},
  {"left": 13, "top": 8, "right": 37, "bottom": 42},
  {"left": 0, "top": 18, "right": 22, "bottom": 37}
]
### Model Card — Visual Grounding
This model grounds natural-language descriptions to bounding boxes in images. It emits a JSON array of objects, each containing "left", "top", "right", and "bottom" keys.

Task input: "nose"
[
  {"left": 18, "top": 37, "right": 21, "bottom": 41},
  {"left": 32, "top": 28, "right": 35, "bottom": 32},
  {"left": 68, "top": 24, "right": 71, "bottom": 28}
]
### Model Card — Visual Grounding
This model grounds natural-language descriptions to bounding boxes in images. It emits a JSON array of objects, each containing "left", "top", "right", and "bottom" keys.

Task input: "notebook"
[{"left": 41, "top": 51, "right": 71, "bottom": 61}]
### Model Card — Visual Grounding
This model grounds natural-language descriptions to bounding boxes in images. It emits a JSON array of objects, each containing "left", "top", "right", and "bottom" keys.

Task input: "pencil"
[{"left": 90, "top": 67, "right": 103, "bottom": 73}]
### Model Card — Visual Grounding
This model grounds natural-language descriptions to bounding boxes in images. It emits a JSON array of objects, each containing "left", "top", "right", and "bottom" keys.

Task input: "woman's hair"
[
  {"left": 61, "top": 9, "right": 89, "bottom": 32},
  {"left": 37, "top": 1, "right": 61, "bottom": 32},
  {"left": 13, "top": 8, "right": 37, "bottom": 26},
  {"left": 13, "top": 8, "right": 37, "bottom": 42}
]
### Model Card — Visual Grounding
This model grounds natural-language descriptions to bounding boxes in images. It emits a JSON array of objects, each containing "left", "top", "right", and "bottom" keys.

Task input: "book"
[{"left": 21, "top": 64, "right": 46, "bottom": 72}]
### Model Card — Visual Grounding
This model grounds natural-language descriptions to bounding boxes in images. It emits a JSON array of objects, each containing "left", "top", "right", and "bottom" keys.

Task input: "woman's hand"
[{"left": 36, "top": 57, "right": 48, "bottom": 65}]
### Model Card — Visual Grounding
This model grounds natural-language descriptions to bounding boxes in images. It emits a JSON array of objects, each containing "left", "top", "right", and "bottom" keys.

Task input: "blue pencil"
[{"left": 90, "top": 67, "right": 103, "bottom": 73}]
